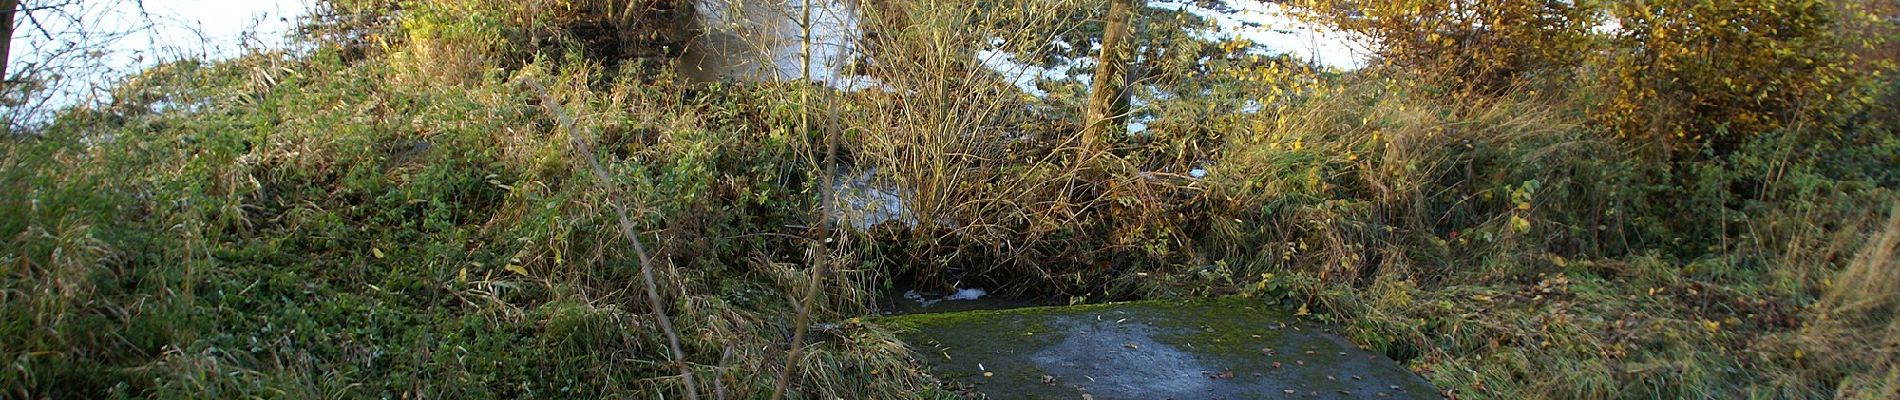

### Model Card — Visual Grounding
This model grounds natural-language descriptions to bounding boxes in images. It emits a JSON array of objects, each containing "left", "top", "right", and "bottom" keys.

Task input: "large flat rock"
[{"left": 884, "top": 298, "right": 1439, "bottom": 399}]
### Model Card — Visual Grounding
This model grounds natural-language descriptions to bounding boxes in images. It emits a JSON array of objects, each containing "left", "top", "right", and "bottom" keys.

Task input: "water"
[
  {"left": 686, "top": 0, "right": 1366, "bottom": 92},
  {"left": 881, "top": 286, "right": 1065, "bottom": 315},
  {"left": 681, "top": 0, "right": 881, "bottom": 90},
  {"left": 4, "top": 0, "right": 311, "bottom": 126},
  {"left": 884, "top": 298, "right": 1441, "bottom": 399},
  {"left": 829, "top": 167, "right": 917, "bottom": 230}
]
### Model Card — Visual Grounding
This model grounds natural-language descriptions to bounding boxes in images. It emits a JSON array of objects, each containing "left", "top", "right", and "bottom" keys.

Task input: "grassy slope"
[{"left": 2, "top": 0, "right": 1898, "bottom": 398}]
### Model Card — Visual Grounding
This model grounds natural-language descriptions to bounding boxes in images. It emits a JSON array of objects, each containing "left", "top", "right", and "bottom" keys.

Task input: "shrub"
[
  {"left": 1311, "top": 0, "right": 1602, "bottom": 94},
  {"left": 1595, "top": 0, "right": 1876, "bottom": 157}
]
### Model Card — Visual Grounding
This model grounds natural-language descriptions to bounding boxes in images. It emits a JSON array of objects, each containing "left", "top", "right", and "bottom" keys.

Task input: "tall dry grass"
[{"left": 1800, "top": 203, "right": 1900, "bottom": 398}]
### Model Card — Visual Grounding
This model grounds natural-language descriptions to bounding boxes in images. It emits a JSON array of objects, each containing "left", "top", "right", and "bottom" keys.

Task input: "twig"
[
  {"left": 714, "top": 344, "right": 732, "bottom": 400},
  {"left": 771, "top": 0, "right": 836, "bottom": 397},
  {"left": 516, "top": 75, "right": 701, "bottom": 400}
]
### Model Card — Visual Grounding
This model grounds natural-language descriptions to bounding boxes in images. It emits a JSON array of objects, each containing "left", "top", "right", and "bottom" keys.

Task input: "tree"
[
  {"left": 2, "top": 0, "right": 17, "bottom": 83},
  {"left": 1082, "top": 0, "right": 1135, "bottom": 156}
]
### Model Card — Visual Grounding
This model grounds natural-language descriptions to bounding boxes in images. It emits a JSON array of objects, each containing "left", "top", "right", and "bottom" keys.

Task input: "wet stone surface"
[{"left": 883, "top": 298, "right": 1439, "bottom": 399}]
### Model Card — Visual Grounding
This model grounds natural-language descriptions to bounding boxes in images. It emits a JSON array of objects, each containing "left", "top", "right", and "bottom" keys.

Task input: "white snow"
[
  {"left": 974, "top": 38, "right": 1086, "bottom": 98},
  {"left": 902, "top": 290, "right": 939, "bottom": 307},
  {"left": 946, "top": 287, "right": 988, "bottom": 301},
  {"left": 972, "top": 0, "right": 1369, "bottom": 101},
  {"left": 903, "top": 287, "right": 990, "bottom": 308},
  {"left": 1146, "top": 0, "right": 1368, "bottom": 70}
]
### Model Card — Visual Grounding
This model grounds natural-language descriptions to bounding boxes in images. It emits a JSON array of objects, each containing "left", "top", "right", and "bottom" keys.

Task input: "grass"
[{"left": 1, "top": 0, "right": 1897, "bottom": 398}]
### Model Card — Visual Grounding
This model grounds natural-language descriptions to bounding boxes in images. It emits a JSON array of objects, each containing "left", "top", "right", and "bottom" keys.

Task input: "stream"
[{"left": 882, "top": 298, "right": 1440, "bottom": 399}]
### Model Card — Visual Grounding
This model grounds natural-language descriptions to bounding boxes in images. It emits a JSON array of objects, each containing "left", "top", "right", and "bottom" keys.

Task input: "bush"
[
  {"left": 1595, "top": 0, "right": 1878, "bottom": 157},
  {"left": 1313, "top": 0, "right": 1601, "bottom": 94}
]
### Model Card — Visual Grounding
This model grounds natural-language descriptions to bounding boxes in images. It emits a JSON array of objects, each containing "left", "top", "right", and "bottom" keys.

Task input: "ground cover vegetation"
[{"left": 2, "top": 0, "right": 1898, "bottom": 398}]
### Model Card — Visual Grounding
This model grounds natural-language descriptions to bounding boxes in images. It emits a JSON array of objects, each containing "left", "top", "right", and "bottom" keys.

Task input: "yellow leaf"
[
  {"left": 1295, "top": 304, "right": 1310, "bottom": 316},
  {"left": 505, "top": 264, "right": 528, "bottom": 276},
  {"left": 371, "top": 247, "right": 385, "bottom": 259}
]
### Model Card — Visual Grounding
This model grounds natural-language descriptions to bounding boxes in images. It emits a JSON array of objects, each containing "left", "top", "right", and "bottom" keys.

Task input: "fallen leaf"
[
  {"left": 504, "top": 264, "right": 528, "bottom": 276},
  {"left": 371, "top": 247, "right": 385, "bottom": 259}
]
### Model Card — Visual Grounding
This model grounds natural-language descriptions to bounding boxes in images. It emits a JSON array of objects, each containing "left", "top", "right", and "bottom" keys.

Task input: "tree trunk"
[
  {"left": 1, "top": 0, "right": 18, "bottom": 83},
  {"left": 1082, "top": 0, "right": 1135, "bottom": 156}
]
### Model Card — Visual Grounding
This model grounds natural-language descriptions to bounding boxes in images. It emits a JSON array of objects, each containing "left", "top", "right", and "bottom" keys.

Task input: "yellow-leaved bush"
[
  {"left": 1308, "top": 0, "right": 1601, "bottom": 94},
  {"left": 1313, "top": 0, "right": 1887, "bottom": 157},
  {"left": 1596, "top": 0, "right": 1878, "bottom": 157}
]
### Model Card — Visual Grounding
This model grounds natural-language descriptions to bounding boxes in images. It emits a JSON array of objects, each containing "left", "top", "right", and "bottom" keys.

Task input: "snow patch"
[
  {"left": 903, "top": 287, "right": 991, "bottom": 308},
  {"left": 947, "top": 288, "right": 989, "bottom": 301},
  {"left": 974, "top": 41, "right": 1086, "bottom": 98},
  {"left": 1146, "top": 0, "right": 1369, "bottom": 70}
]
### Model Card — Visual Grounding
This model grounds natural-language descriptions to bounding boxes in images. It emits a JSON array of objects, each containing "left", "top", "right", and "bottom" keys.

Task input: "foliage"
[
  {"left": 1595, "top": 0, "right": 1882, "bottom": 156},
  {"left": 1309, "top": 0, "right": 1602, "bottom": 94}
]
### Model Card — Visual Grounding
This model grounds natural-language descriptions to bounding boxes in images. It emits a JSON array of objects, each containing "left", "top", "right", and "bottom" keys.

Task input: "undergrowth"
[{"left": 2, "top": 0, "right": 1897, "bottom": 398}]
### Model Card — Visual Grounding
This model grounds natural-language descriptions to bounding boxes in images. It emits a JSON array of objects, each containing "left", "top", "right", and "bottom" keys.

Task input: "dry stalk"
[
  {"left": 516, "top": 75, "right": 701, "bottom": 400},
  {"left": 771, "top": 0, "right": 836, "bottom": 397}
]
